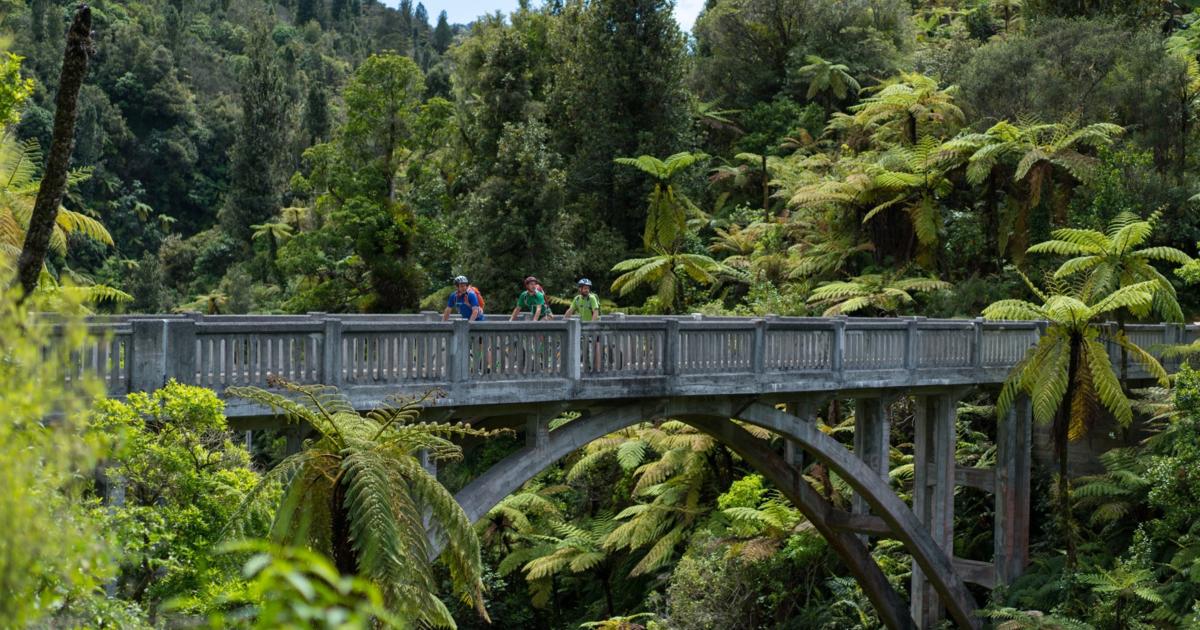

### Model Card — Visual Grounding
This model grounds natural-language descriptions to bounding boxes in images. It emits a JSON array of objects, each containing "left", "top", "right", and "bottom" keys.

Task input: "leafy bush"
[{"left": 92, "top": 381, "right": 277, "bottom": 615}]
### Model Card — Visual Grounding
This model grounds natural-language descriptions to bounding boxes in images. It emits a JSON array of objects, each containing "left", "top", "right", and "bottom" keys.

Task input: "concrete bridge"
[{"left": 69, "top": 313, "right": 1197, "bottom": 629}]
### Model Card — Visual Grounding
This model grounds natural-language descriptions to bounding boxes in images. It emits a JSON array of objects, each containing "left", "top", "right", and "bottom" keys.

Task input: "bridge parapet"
[{"left": 56, "top": 313, "right": 1196, "bottom": 414}]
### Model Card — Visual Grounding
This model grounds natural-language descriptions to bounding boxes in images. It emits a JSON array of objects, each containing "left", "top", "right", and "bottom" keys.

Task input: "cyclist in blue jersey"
[{"left": 442, "top": 275, "right": 484, "bottom": 321}]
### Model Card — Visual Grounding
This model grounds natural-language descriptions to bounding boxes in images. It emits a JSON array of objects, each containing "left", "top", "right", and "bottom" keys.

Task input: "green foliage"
[
  {"left": 207, "top": 541, "right": 402, "bottom": 628},
  {"left": 0, "top": 50, "right": 32, "bottom": 127},
  {"left": 549, "top": 0, "right": 691, "bottom": 250},
  {"left": 808, "top": 270, "right": 950, "bottom": 316},
  {"left": 0, "top": 133, "right": 112, "bottom": 264},
  {"left": 227, "top": 380, "right": 506, "bottom": 626},
  {"left": 0, "top": 284, "right": 115, "bottom": 626},
  {"left": 611, "top": 250, "right": 726, "bottom": 314},
  {"left": 91, "top": 380, "right": 276, "bottom": 614},
  {"left": 1028, "top": 211, "right": 1191, "bottom": 322},
  {"left": 985, "top": 278, "right": 1167, "bottom": 429},
  {"left": 796, "top": 55, "right": 861, "bottom": 103},
  {"left": 220, "top": 24, "right": 293, "bottom": 246},
  {"left": 615, "top": 151, "right": 710, "bottom": 252}
]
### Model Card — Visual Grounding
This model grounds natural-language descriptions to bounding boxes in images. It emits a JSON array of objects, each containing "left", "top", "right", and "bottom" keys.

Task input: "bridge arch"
[{"left": 453, "top": 397, "right": 981, "bottom": 629}]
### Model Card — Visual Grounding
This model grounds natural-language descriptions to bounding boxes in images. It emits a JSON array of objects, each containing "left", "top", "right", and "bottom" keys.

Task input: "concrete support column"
[
  {"left": 525, "top": 414, "right": 549, "bottom": 450},
  {"left": 994, "top": 394, "right": 1032, "bottom": 586},
  {"left": 418, "top": 449, "right": 438, "bottom": 476},
  {"left": 911, "top": 393, "right": 957, "bottom": 628},
  {"left": 285, "top": 429, "right": 303, "bottom": 456},
  {"left": 784, "top": 401, "right": 807, "bottom": 474},
  {"left": 852, "top": 397, "right": 891, "bottom": 522}
]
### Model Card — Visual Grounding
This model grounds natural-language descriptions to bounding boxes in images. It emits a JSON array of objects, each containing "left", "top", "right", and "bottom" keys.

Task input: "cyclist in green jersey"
[
  {"left": 567, "top": 278, "right": 603, "bottom": 372},
  {"left": 565, "top": 278, "right": 600, "bottom": 321},
  {"left": 510, "top": 276, "right": 553, "bottom": 321}
]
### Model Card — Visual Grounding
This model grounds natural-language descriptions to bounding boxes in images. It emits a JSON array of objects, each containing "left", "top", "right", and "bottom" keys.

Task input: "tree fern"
[
  {"left": 226, "top": 379, "right": 508, "bottom": 625},
  {"left": 809, "top": 269, "right": 950, "bottom": 316},
  {"left": 984, "top": 274, "right": 1167, "bottom": 568}
]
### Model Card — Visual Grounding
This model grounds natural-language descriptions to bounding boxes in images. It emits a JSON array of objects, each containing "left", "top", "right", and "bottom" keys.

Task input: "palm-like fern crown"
[
  {"left": 808, "top": 269, "right": 950, "bottom": 316},
  {"left": 1026, "top": 211, "right": 1192, "bottom": 322},
  {"left": 562, "top": 421, "right": 719, "bottom": 577},
  {"left": 614, "top": 151, "right": 709, "bottom": 251},
  {"left": 984, "top": 276, "right": 1168, "bottom": 437},
  {"left": 0, "top": 134, "right": 111, "bottom": 263},
  {"left": 610, "top": 250, "right": 725, "bottom": 312},
  {"left": 797, "top": 55, "right": 861, "bottom": 101},
  {"left": 785, "top": 210, "right": 874, "bottom": 281},
  {"left": 844, "top": 72, "right": 964, "bottom": 146},
  {"left": 227, "top": 380, "right": 509, "bottom": 627}
]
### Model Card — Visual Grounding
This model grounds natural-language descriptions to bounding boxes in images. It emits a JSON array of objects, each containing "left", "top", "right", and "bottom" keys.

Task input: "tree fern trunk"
[
  {"left": 601, "top": 566, "right": 615, "bottom": 617},
  {"left": 1118, "top": 314, "right": 1129, "bottom": 395},
  {"left": 16, "top": 6, "right": 92, "bottom": 297},
  {"left": 331, "top": 480, "right": 358, "bottom": 575},
  {"left": 1059, "top": 334, "right": 1081, "bottom": 569}
]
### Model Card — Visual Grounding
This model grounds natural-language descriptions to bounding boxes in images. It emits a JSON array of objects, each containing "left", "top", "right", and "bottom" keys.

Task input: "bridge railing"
[{"left": 53, "top": 313, "right": 1197, "bottom": 399}]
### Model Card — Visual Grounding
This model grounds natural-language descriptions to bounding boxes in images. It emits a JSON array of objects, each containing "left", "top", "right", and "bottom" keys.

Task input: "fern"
[{"left": 226, "top": 380, "right": 508, "bottom": 624}]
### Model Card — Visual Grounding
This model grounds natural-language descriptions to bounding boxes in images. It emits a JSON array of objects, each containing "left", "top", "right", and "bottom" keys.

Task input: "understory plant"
[{"left": 228, "top": 379, "right": 506, "bottom": 627}]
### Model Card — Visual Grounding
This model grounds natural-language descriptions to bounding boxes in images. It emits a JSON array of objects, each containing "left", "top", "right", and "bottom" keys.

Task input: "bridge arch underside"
[{"left": 453, "top": 396, "right": 982, "bottom": 630}]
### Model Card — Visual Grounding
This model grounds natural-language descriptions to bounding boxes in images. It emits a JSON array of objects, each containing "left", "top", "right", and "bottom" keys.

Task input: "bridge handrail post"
[
  {"left": 904, "top": 317, "right": 921, "bottom": 370},
  {"left": 831, "top": 317, "right": 845, "bottom": 374},
  {"left": 663, "top": 319, "right": 680, "bottom": 376},
  {"left": 449, "top": 319, "right": 469, "bottom": 383},
  {"left": 165, "top": 318, "right": 196, "bottom": 385},
  {"left": 752, "top": 318, "right": 766, "bottom": 375},
  {"left": 322, "top": 318, "right": 343, "bottom": 388},
  {"left": 972, "top": 317, "right": 984, "bottom": 369},
  {"left": 129, "top": 318, "right": 167, "bottom": 392},
  {"left": 564, "top": 317, "right": 582, "bottom": 382}
]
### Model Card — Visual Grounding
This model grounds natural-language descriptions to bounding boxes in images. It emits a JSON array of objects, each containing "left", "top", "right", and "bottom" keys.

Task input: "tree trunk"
[
  {"left": 1117, "top": 315, "right": 1129, "bottom": 394},
  {"left": 15, "top": 5, "right": 93, "bottom": 298},
  {"left": 1058, "top": 334, "right": 1081, "bottom": 569},
  {"left": 601, "top": 567, "right": 615, "bottom": 617},
  {"left": 331, "top": 480, "right": 359, "bottom": 575},
  {"left": 762, "top": 152, "right": 770, "bottom": 222}
]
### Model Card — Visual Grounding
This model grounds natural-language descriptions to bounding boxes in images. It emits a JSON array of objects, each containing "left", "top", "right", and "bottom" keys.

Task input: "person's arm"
[
  {"left": 565, "top": 301, "right": 576, "bottom": 318},
  {"left": 509, "top": 307, "right": 519, "bottom": 321},
  {"left": 443, "top": 294, "right": 455, "bottom": 321},
  {"left": 442, "top": 306, "right": 452, "bottom": 321},
  {"left": 468, "top": 292, "right": 481, "bottom": 321},
  {"left": 533, "top": 292, "right": 547, "bottom": 321}
]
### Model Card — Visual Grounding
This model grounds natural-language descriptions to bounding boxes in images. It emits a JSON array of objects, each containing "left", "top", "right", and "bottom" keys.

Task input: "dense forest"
[{"left": 5, "top": 0, "right": 1200, "bottom": 627}]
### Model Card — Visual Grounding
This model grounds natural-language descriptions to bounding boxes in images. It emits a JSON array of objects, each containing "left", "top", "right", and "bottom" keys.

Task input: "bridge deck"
[{"left": 64, "top": 313, "right": 1195, "bottom": 419}]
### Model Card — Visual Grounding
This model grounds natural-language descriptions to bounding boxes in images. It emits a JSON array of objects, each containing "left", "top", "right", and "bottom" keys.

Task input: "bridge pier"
[
  {"left": 782, "top": 397, "right": 830, "bottom": 473},
  {"left": 994, "top": 395, "right": 1032, "bottom": 586},
  {"left": 852, "top": 396, "right": 892, "bottom": 541},
  {"left": 912, "top": 392, "right": 959, "bottom": 627}
]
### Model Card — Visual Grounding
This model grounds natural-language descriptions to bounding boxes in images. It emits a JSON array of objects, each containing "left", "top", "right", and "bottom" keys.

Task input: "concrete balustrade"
[{"left": 59, "top": 313, "right": 1193, "bottom": 418}]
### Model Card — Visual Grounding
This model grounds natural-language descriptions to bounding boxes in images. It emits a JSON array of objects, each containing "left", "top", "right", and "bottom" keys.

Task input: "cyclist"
[
  {"left": 510, "top": 276, "right": 552, "bottom": 321},
  {"left": 442, "top": 275, "right": 484, "bottom": 321},
  {"left": 565, "top": 278, "right": 600, "bottom": 321},
  {"left": 567, "top": 278, "right": 603, "bottom": 373}
]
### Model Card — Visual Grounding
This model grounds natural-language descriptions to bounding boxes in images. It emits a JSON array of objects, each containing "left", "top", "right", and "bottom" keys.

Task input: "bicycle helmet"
[
  {"left": 577, "top": 278, "right": 592, "bottom": 287},
  {"left": 453, "top": 275, "right": 469, "bottom": 285}
]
